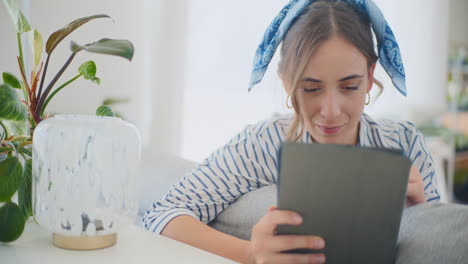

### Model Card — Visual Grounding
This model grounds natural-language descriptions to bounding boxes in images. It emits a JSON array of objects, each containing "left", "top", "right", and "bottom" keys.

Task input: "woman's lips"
[{"left": 317, "top": 125, "right": 342, "bottom": 134}]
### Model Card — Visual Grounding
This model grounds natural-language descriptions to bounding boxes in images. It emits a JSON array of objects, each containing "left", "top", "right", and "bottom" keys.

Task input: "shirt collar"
[{"left": 359, "top": 113, "right": 373, "bottom": 147}]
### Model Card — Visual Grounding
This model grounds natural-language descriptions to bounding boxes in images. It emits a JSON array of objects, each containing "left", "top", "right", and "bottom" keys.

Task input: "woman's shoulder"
[
  {"left": 362, "top": 113, "right": 418, "bottom": 134},
  {"left": 245, "top": 112, "right": 293, "bottom": 139},
  {"left": 361, "top": 113, "right": 422, "bottom": 149},
  {"left": 217, "top": 112, "right": 293, "bottom": 151}
]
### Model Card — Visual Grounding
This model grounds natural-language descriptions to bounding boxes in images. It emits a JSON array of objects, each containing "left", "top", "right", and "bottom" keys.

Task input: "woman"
[{"left": 143, "top": 0, "right": 440, "bottom": 263}]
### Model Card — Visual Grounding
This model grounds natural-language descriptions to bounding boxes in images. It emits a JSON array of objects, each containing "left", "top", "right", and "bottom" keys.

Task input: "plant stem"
[
  {"left": 17, "top": 56, "right": 31, "bottom": 96},
  {"left": 30, "top": 62, "right": 44, "bottom": 103},
  {"left": 35, "top": 52, "right": 77, "bottom": 117},
  {"left": 17, "top": 33, "right": 25, "bottom": 74},
  {"left": 37, "top": 54, "right": 51, "bottom": 101},
  {"left": 29, "top": 117, "right": 36, "bottom": 135},
  {"left": 22, "top": 100, "right": 39, "bottom": 126},
  {"left": 0, "top": 121, "right": 9, "bottom": 139},
  {"left": 17, "top": 33, "right": 29, "bottom": 104},
  {"left": 41, "top": 73, "right": 82, "bottom": 117}
]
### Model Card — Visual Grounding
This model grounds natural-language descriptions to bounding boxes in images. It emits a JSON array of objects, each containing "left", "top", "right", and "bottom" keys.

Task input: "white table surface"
[{"left": 0, "top": 221, "right": 237, "bottom": 264}]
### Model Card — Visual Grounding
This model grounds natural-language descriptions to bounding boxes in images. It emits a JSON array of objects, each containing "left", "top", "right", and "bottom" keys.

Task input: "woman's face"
[{"left": 293, "top": 36, "right": 375, "bottom": 145}]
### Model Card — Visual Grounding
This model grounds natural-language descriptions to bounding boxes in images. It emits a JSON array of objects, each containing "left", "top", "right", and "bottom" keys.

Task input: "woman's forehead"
[{"left": 303, "top": 36, "right": 368, "bottom": 80}]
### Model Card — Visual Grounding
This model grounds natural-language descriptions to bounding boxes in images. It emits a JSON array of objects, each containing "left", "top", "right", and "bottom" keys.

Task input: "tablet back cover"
[{"left": 277, "top": 142, "right": 411, "bottom": 264}]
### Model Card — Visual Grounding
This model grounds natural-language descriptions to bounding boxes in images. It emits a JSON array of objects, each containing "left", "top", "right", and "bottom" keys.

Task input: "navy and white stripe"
[{"left": 143, "top": 113, "right": 440, "bottom": 234}]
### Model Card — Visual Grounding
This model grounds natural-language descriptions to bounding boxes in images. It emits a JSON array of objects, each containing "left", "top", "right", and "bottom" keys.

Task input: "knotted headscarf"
[{"left": 248, "top": 0, "right": 406, "bottom": 96}]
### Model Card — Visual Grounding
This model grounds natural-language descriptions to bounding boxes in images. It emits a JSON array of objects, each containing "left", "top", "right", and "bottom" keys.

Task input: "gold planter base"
[{"left": 52, "top": 232, "right": 117, "bottom": 250}]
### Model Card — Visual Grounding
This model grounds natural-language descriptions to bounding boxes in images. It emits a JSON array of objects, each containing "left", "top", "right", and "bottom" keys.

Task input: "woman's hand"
[
  {"left": 245, "top": 206, "right": 326, "bottom": 264},
  {"left": 406, "top": 166, "right": 426, "bottom": 207}
]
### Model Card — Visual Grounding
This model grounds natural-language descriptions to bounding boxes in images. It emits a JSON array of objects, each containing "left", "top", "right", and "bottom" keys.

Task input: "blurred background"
[{"left": 1, "top": 0, "right": 467, "bottom": 202}]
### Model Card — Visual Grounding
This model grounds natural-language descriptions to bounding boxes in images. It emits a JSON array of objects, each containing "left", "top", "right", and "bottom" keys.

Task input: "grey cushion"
[
  {"left": 396, "top": 202, "right": 468, "bottom": 264},
  {"left": 137, "top": 149, "right": 197, "bottom": 217},
  {"left": 210, "top": 185, "right": 468, "bottom": 263},
  {"left": 209, "top": 184, "right": 276, "bottom": 240}
]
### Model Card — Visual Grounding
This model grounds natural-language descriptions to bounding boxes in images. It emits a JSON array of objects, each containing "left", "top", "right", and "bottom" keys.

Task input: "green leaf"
[
  {"left": 78, "top": 61, "right": 100, "bottom": 85},
  {"left": 18, "top": 147, "right": 32, "bottom": 157},
  {"left": 0, "top": 147, "right": 13, "bottom": 153},
  {"left": 18, "top": 159, "right": 32, "bottom": 219},
  {"left": 0, "top": 122, "right": 6, "bottom": 140},
  {"left": 46, "top": 14, "right": 111, "bottom": 54},
  {"left": 0, "top": 156, "right": 23, "bottom": 202},
  {"left": 29, "top": 29, "right": 43, "bottom": 68},
  {"left": 103, "top": 97, "right": 129, "bottom": 106},
  {"left": 2, "top": 72, "right": 22, "bottom": 89},
  {"left": 2, "top": 0, "right": 32, "bottom": 33},
  {"left": 10, "top": 136, "right": 30, "bottom": 143},
  {"left": 3, "top": 120, "right": 28, "bottom": 136},
  {"left": 0, "top": 84, "right": 28, "bottom": 121},
  {"left": 96, "top": 105, "right": 115, "bottom": 117},
  {"left": 71, "top": 38, "right": 134, "bottom": 61},
  {"left": 0, "top": 202, "right": 25, "bottom": 242}
]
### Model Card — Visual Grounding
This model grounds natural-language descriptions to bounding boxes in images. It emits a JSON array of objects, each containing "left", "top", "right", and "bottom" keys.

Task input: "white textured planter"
[{"left": 32, "top": 115, "right": 141, "bottom": 250}]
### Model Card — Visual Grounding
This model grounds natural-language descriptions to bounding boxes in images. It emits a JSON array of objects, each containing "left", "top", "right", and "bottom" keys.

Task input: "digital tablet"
[{"left": 276, "top": 142, "right": 411, "bottom": 264}]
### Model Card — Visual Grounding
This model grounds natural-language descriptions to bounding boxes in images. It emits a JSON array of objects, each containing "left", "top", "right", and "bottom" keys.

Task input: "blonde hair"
[{"left": 277, "top": 1, "right": 383, "bottom": 141}]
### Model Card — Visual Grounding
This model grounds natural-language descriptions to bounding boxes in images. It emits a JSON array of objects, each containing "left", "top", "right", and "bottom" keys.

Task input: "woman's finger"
[
  {"left": 266, "top": 253, "right": 326, "bottom": 264},
  {"left": 267, "top": 235, "right": 325, "bottom": 252},
  {"left": 252, "top": 210, "right": 303, "bottom": 235},
  {"left": 407, "top": 182, "right": 425, "bottom": 198},
  {"left": 406, "top": 181, "right": 426, "bottom": 207},
  {"left": 408, "top": 166, "right": 421, "bottom": 183}
]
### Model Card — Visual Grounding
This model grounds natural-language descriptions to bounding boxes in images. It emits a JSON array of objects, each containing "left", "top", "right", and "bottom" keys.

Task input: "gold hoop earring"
[
  {"left": 365, "top": 92, "right": 371, "bottom": 106},
  {"left": 286, "top": 95, "right": 293, "bottom": 109}
]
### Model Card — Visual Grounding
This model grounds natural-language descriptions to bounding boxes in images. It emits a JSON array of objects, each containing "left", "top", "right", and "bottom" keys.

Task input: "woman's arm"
[
  {"left": 398, "top": 121, "right": 440, "bottom": 202},
  {"left": 162, "top": 212, "right": 326, "bottom": 264},
  {"left": 406, "top": 166, "right": 426, "bottom": 207},
  {"left": 143, "top": 121, "right": 277, "bottom": 234},
  {"left": 162, "top": 215, "right": 251, "bottom": 263}
]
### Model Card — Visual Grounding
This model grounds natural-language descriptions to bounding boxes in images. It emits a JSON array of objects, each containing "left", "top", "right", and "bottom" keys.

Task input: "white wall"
[
  {"left": 365, "top": 0, "right": 449, "bottom": 124},
  {"left": 1, "top": 0, "right": 164, "bottom": 147},
  {"left": 0, "top": 1, "right": 25, "bottom": 84},
  {"left": 181, "top": 0, "right": 292, "bottom": 162},
  {"left": 25, "top": 0, "right": 151, "bottom": 144},
  {"left": 149, "top": 0, "right": 189, "bottom": 156}
]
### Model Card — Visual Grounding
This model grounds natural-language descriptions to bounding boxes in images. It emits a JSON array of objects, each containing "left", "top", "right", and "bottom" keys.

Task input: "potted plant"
[{"left": 0, "top": 0, "right": 134, "bottom": 243}]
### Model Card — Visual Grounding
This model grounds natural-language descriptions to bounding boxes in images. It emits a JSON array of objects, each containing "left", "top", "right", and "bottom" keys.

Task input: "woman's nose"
[{"left": 319, "top": 91, "right": 341, "bottom": 120}]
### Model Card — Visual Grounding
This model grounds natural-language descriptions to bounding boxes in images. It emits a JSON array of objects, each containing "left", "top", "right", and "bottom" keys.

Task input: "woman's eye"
[
  {"left": 343, "top": 86, "right": 358, "bottom": 90},
  {"left": 303, "top": 88, "right": 320, "bottom": 93}
]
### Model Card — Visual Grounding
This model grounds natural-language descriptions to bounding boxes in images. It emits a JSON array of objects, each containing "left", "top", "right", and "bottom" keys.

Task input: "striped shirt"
[{"left": 143, "top": 113, "right": 440, "bottom": 234}]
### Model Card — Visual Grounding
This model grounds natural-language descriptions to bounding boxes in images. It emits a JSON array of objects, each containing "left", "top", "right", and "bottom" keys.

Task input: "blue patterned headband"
[{"left": 248, "top": 0, "right": 406, "bottom": 96}]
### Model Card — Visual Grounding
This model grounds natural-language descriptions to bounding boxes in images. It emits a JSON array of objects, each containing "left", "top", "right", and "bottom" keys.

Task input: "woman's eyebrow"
[
  {"left": 302, "top": 75, "right": 364, "bottom": 83},
  {"left": 302, "top": 78, "right": 321, "bottom": 83},
  {"left": 338, "top": 75, "right": 364, "bottom": 82}
]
